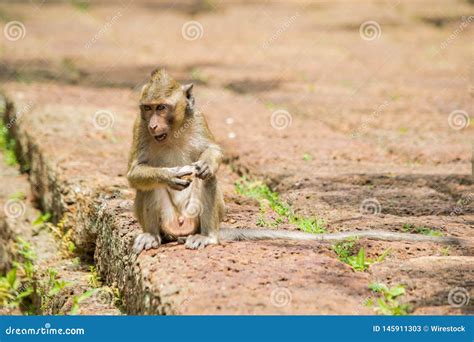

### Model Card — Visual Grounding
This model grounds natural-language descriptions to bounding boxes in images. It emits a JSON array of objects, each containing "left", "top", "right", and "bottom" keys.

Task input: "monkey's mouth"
[{"left": 154, "top": 133, "right": 168, "bottom": 142}]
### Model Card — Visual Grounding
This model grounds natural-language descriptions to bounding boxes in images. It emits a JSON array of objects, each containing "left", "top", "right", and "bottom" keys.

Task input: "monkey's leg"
[
  {"left": 133, "top": 191, "right": 163, "bottom": 254},
  {"left": 185, "top": 177, "right": 223, "bottom": 250}
]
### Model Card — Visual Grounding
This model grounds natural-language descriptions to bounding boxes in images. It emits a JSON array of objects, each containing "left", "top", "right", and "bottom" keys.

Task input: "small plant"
[
  {"left": 9, "top": 191, "right": 26, "bottom": 200},
  {"left": 440, "top": 246, "right": 451, "bottom": 256},
  {"left": 45, "top": 269, "right": 69, "bottom": 296},
  {"left": 69, "top": 289, "right": 97, "bottom": 315},
  {"left": 365, "top": 283, "right": 411, "bottom": 315},
  {"left": 0, "top": 270, "right": 15, "bottom": 306},
  {"left": 333, "top": 238, "right": 357, "bottom": 262},
  {"left": 0, "top": 268, "right": 31, "bottom": 309},
  {"left": 235, "top": 177, "right": 326, "bottom": 233},
  {"left": 293, "top": 216, "right": 326, "bottom": 234},
  {"left": 46, "top": 216, "right": 76, "bottom": 257},
  {"left": 88, "top": 266, "right": 102, "bottom": 288},
  {"left": 333, "top": 239, "right": 390, "bottom": 272},
  {"left": 0, "top": 238, "right": 36, "bottom": 312},
  {"left": 345, "top": 248, "right": 369, "bottom": 272},
  {"left": 0, "top": 122, "right": 18, "bottom": 166},
  {"left": 303, "top": 153, "right": 312, "bottom": 161},
  {"left": 256, "top": 215, "right": 281, "bottom": 228},
  {"left": 256, "top": 215, "right": 268, "bottom": 227},
  {"left": 0, "top": 238, "right": 72, "bottom": 314},
  {"left": 41, "top": 268, "right": 70, "bottom": 312},
  {"left": 112, "top": 287, "right": 123, "bottom": 309},
  {"left": 14, "top": 237, "right": 36, "bottom": 278},
  {"left": 67, "top": 241, "right": 76, "bottom": 254},
  {"left": 402, "top": 223, "right": 443, "bottom": 237},
  {"left": 33, "top": 212, "right": 52, "bottom": 227}
]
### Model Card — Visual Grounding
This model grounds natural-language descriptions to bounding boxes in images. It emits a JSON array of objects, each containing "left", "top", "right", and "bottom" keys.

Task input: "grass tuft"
[
  {"left": 0, "top": 238, "right": 70, "bottom": 314},
  {"left": 0, "top": 121, "right": 18, "bottom": 166},
  {"left": 33, "top": 212, "right": 52, "bottom": 227},
  {"left": 402, "top": 223, "right": 443, "bottom": 237},
  {"left": 235, "top": 177, "right": 326, "bottom": 233},
  {"left": 333, "top": 238, "right": 390, "bottom": 272},
  {"left": 365, "top": 283, "right": 411, "bottom": 315}
]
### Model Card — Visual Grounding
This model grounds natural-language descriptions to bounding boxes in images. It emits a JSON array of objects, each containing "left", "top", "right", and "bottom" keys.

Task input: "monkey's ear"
[
  {"left": 182, "top": 83, "right": 194, "bottom": 100},
  {"left": 140, "top": 84, "right": 147, "bottom": 96},
  {"left": 182, "top": 83, "right": 195, "bottom": 113}
]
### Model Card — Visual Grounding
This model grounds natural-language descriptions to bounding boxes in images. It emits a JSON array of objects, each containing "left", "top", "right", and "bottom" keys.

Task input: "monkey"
[
  {"left": 127, "top": 69, "right": 469, "bottom": 254},
  {"left": 127, "top": 68, "right": 225, "bottom": 252}
]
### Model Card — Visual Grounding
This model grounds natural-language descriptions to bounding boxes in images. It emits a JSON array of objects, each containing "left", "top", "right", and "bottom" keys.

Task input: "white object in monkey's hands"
[{"left": 176, "top": 165, "right": 196, "bottom": 180}]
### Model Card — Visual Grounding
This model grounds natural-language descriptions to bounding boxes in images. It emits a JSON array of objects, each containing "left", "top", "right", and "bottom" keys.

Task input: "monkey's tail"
[{"left": 219, "top": 228, "right": 470, "bottom": 246}]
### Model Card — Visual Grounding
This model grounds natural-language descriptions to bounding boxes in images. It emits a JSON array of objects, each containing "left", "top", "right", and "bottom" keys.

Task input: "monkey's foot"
[
  {"left": 133, "top": 233, "right": 161, "bottom": 254},
  {"left": 184, "top": 234, "right": 218, "bottom": 250}
]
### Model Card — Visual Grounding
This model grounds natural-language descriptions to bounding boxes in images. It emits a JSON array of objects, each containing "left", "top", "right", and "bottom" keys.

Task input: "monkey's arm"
[
  {"left": 127, "top": 161, "right": 192, "bottom": 191},
  {"left": 193, "top": 143, "right": 223, "bottom": 179}
]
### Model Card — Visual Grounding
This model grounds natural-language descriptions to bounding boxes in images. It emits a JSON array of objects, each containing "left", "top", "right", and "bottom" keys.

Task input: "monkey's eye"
[
  {"left": 157, "top": 104, "right": 166, "bottom": 111},
  {"left": 143, "top": 105, "right": 152, "bottom": 111}
]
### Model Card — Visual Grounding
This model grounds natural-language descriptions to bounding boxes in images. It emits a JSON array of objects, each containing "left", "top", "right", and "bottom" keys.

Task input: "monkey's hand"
[
  {"left": 165, "top": 167, "right": 193, "bottom": 191},
  {"left": 192, "top": 160, "right": 214, "bottom": 180}
]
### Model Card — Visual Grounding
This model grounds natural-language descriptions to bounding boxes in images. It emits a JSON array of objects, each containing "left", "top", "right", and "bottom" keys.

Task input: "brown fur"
[{"left": 128, "top": 69, "right": 225, "bottom": 252}]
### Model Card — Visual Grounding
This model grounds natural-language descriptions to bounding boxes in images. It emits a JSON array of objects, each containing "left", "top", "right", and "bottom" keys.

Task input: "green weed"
[
  {"left": 9, "top": 191, "right": 26, "bottom": 200},
  {"left": 333, "top": 239, "right": 390, "bottom": 272},
  {"left": 402, "top": 223, "right": 443, "bottom": 237},
  {"left": 69, "top": 289, "right": 97, "bottom": 315},
  {"left": 0, "top": 238, "right": 71, "bottom": 314},
  {"left": 47, "top": 216, "right": 76, "bottom": 257},
  {"left": 235, "top": 177, "right": 326, "bottom": 233},
  {"left": 365, "top": 283, "right": 411, "bottom": 315},
  {"left": 88, "top": 266, "right": 101, "bottom": 288},
  {"left": 0, "top": 122, "right": 18, "bottom": 166},
  {"left": 41, "top": 269, "right": 70, "bottom": 312},
  {"left": 333, "top": 238, "right": 356, "bottom": 261},
  {"left": 33, "top": 212, "right": 52, "bottom": 227},
  {"left": 440, "top": 246, "right": 451, "bottom": 256}
]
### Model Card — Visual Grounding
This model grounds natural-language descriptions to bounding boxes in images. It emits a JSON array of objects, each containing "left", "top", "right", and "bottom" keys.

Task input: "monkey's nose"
[{"left": 154, "top": 133, "right": 168, "bottom": 142}]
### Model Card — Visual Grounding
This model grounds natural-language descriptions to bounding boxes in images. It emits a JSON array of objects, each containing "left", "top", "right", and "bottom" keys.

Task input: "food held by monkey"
[{"left": 176, "top": 165, "right": 196, "bottom": 181}]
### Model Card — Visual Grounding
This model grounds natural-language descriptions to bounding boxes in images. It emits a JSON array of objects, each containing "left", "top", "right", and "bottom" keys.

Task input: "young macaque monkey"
[
  {"left": 127, "top": 69, "right": 466, "bottom": 254},
  {"left": 128, "top": 69, "right": 225, "bottom": 252}
]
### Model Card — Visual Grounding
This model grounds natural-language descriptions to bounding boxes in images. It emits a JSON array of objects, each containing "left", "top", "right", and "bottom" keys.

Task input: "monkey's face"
[
  {"left": 140, "top": 68, "right": 194, "bottom": 143},
  {"left": 140, "top": 102, "right": 176, "bottom": 143}
]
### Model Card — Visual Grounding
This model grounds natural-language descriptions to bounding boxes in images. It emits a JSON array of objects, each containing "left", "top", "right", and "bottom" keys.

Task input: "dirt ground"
[{"left": 0, "top": 0, "right": 473, "bottom": 315}]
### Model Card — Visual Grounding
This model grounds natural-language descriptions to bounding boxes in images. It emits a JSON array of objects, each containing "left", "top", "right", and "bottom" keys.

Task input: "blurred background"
[{"left": 0, "top": 0, "right": 472, "bottom": 173}]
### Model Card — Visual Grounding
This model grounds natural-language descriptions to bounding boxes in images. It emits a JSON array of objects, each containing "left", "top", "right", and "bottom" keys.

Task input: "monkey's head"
[{"left": 139, "top": 69, "right": 194, "bottom": 143}]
